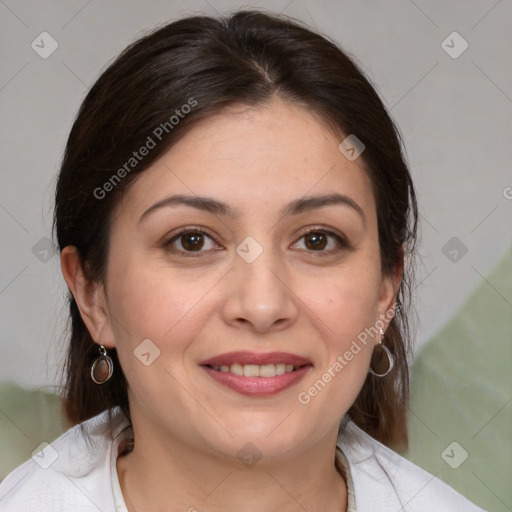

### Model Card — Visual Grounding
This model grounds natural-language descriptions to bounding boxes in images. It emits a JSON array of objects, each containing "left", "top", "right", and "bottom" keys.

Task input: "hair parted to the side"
[{"left": 53, "top": 9, "right": 418, "bottom": 449}]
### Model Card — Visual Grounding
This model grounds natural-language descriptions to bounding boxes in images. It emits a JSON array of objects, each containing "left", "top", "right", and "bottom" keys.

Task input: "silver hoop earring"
[
  {"left": 91, "top": 345, "right": 114, "bottom": 384},
  {"left": 369, "top": 328, "right": 394, "bottom": 377}
]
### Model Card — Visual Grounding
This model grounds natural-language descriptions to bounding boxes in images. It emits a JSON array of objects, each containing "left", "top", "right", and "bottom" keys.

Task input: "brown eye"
[
  {"left": 294, "top": 228, "right": 348, "bottom": 253},
  {"left": 164, "top": 229, "right": 219, "bottom": 255},
  {"left": 180, "top": 232, "right": 205, "bottom": 251},
  {"left": 304, "top": 232, "right": 328, "bottom": 250}
]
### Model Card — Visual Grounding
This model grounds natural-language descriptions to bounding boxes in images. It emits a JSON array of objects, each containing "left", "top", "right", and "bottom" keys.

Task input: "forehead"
[{"left": 114, "top": 97, "right": 375, "bottom": 224}]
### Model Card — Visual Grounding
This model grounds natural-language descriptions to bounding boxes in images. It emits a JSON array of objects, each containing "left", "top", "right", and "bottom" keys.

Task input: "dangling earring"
[
  {"left": 369, "top": 328, "right": 394, "bottom": 377},
  {"left": 90, "top": 345, "right": 114, "bottom": 384}
]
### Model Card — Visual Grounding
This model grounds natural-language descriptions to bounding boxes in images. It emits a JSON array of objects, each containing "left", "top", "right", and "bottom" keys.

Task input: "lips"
[
  {"left": 199, "top": 351, "right": 313, "bottom": 397},
  {"left": 199, "top": 351, "right": 312, "bottom": 367}
]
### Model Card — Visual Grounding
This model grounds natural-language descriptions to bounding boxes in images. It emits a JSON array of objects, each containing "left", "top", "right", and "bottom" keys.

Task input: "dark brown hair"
[{"left": 53, "top": 9, "right": 417, "bottom": 449}]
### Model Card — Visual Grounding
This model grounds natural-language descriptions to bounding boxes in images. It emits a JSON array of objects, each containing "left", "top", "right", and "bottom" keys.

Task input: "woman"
[{"left": 0, "top": 9, "right": 485, "bottom": 511}]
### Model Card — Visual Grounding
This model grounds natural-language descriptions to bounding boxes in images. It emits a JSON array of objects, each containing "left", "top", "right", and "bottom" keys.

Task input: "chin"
[{"left": 209, "top": 415, "right": 311, "bottom": 457}]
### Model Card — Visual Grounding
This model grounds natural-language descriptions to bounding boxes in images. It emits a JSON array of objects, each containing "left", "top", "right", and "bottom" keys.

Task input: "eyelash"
[{"left": 163, "top": 226, "right": 349, "bottom": 257}]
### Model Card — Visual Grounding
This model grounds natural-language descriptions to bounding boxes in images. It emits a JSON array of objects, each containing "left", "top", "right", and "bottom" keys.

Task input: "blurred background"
[{"left": 0, "top": 1, "right": 510, "bottom": 510}]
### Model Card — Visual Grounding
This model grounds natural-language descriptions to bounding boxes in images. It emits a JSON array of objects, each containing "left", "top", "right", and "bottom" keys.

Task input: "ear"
[
  {"left": 376, "top": 253, "right": 404, "bottom": 330},
  {"left": 60, "top": 246, "right": 116, "bottom": 349}
]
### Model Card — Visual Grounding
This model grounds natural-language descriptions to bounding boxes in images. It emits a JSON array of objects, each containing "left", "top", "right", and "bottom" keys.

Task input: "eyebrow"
[{"left": 138, "top": 192, "right": 366, "bottom": 226}]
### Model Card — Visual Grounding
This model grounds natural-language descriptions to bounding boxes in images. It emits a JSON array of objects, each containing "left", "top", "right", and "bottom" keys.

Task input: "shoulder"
[
  {"left": 337, "top": 419, "right": 487, "bottom": 512},
  {"left": 0, "top": 407, "right": 129, "bottom": 512}
]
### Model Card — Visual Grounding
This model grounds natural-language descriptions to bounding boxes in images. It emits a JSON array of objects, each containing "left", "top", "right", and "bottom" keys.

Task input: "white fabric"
[{"left": 0, "top": 407, "right": 486, "bottom": 511}]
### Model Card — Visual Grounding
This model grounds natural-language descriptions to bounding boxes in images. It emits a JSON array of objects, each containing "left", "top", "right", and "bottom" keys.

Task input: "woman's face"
[{"left": 83, "top": 97, "right": 399, "bottom": 461}]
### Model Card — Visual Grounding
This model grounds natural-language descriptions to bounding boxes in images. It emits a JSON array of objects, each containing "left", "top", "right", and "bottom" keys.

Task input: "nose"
[{"left": 221, "top": 239, "right": 299, "bottom": 334}]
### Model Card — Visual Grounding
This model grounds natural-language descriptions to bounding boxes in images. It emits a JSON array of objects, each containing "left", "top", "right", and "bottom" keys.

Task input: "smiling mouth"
[
  {"left": 201, "top": 363, "right": 312, "bottom": 397},
  {"left": 199, "top": 351, "right": 313, "bottom": 396},
  {"left": 205, "top": 363, "right": 308, "bottom": 378}
]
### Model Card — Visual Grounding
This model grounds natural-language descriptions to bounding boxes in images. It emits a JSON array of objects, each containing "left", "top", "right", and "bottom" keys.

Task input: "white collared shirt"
[{"left": 0, "top": 407, "right": 486, "bottom": 511}]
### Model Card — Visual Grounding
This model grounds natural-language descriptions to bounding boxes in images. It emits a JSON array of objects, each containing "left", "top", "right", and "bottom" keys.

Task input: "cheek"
[
  {"left": 105, "top": 254, "right": 219, "bottom": 368},
  {"left": 316, "top": 259, "right": 382, "bottom": 344},
  {"left": 107, "top": 243, "right": 186, "bottom": 331},
  {"left": 104, "top": 261, "right": 214, "bottom": 419},
  {"left": 322, "top": 281, "right": 378, "bottom": 378},
  {"left": 296, "top": 259, "right": 382, "bottom": 415}
]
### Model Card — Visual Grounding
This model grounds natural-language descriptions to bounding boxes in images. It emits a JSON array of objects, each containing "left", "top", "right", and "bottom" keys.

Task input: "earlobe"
[{"left": 60, "top": 246, "right": 116, "bottom": 348}]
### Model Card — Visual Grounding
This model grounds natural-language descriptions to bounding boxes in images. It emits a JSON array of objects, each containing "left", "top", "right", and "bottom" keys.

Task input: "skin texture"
[{"left": 61, "top": 96, "right": 401, "bottom": 512}]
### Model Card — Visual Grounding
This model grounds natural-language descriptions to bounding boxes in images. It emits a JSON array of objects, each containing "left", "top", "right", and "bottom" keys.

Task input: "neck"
[{"left": 116, "top": 419, "right": 347, "bottom": 512}]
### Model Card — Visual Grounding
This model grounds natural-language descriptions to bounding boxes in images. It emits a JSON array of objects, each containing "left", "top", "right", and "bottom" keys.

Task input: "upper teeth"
[{"left": 210, "top": 363, "right": 295, "bottom": 377}]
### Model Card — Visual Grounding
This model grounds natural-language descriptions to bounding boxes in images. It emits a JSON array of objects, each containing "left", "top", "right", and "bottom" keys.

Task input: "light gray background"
[{"left": 0, "top": 0, "right": 511, "bottom": 390}]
